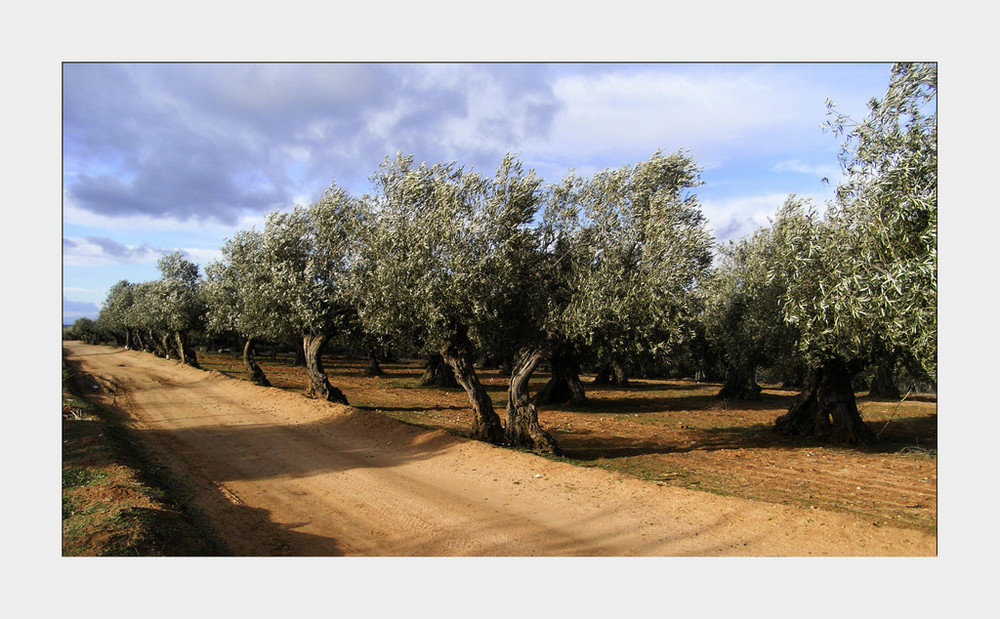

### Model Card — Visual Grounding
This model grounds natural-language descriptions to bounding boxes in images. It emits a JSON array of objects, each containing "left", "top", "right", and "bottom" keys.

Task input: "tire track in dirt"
[{"left": 64, "top": 342, "right": 936, "bottom": 556}]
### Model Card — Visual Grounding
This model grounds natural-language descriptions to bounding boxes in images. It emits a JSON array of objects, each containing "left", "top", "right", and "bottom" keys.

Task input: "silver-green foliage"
[
  {"left": 354, "top": 152, "right": 543, "bottom": 353},
  {"left": 206, "top": 184, "right": 363, "bottom": 343},
  {"left": 701, "top": 207, "right": 801, "bottom": 372},
  {"left": 155, "top": 251, "right": 204, "bottom": 334},
  {"left": 775, "top": 63, "right": 937, "bottom": 377},
  {"left": 554, "top": 150, "right": 714, "bottom": 363}
]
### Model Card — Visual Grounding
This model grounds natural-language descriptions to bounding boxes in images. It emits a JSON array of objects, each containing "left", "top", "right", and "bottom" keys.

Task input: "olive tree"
[
  {"left": 155, "top": 252, "right": 204, "bottom": 367},
  {"left": 203, "top": 230, "right": 280, "bottom": 386},
  {"left": 536, "top": 151, "right": 713, "bottom": 400},
  {"left": 258, "top": 185, "right": 362, "bottom": 404},
  {"left": 97, "top": 279, "right": 135, "bottom": 348},
  {"left": 354, "top": 153, "right": 545, "bottom": 444},
  {"left": 500, "top": 151, "right": 714, "bottom": 452},
  {"left": 701, "top": 215, "right": 803, "bottom": 400},
  {"left": 770, "top": 63, "right": 936, "bottom": 442}
]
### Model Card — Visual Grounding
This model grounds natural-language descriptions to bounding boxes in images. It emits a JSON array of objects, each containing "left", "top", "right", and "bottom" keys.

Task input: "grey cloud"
[
  {"left": 84, "top": 236, "right": 168, "bottom": 260},
  {"left": 63, "top": 63, "right": 566, "bottom": 223},
  {"left": 63, "top": 299, "right": 100, "bottom": 323}
]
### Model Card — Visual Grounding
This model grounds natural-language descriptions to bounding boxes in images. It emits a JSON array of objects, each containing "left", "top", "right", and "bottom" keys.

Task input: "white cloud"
[
  {"left": 538, "top": 67, "right": 820, "bottom": 165},
  {"left": 701, "top": 191, "right": 830, "bottom": 243},
  {"left": 772, "top": 159, "right": 842, "bottom": 180}
]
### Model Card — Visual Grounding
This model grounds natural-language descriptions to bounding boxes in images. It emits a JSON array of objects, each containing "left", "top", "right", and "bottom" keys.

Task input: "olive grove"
[{"left": 90, "top": 63, "right": 935, "bottom": 451}]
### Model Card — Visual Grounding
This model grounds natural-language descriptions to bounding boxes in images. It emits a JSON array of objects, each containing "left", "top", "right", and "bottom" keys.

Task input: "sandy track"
[{"left": 63, "top": 342, "right": 935, "bottom": 556}]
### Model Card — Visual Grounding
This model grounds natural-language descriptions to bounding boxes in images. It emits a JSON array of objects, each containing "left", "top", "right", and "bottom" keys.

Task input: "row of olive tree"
[{"left": 97, "top": 252, "right": 204, "bottom": 367}]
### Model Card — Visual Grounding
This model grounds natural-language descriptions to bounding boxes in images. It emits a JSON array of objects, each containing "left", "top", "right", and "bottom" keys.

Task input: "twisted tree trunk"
[
  {"left": 717, "top": 364, "right": 762, "bottom": 400},
  {"left": 243, "top": 337, "right": 271, "bottom": 387},
  {"left": 593, "top": 362, "right": 629, "bottom": 386},
  {"left": 439, "top": 326, "right": 504, "bottom": 444},
  {"left": 132, "top": 329, "right": 146, "bottom": 353},
  {"left": 365, "top": 346, "right": 386, "bottom": 376},
  {"left": 505, "top": 347, "right": 560, "bottom": 454},
  {"left": 174, "top": 331, "right": 200, "bottom": 368},
  {"left": 148, "top": 329, "right": 167, "bottom": 357},
  {"left": 420, "top": 353, "right": 459, "bottom": 387},
  {"left": 161, "top": 333, "right": 175, "bottom": 359},
  {"left": 868, "top": 353, "right": 900, "bottom": 399},
  {"left": 535, "top": 344, "right": 588, "bottom": 406},
  {"left": 302, "top": 333, "right": 348, "bottom": 404},
  {"left": 774, "top": 357, "right": 874, "bottom": 444}
]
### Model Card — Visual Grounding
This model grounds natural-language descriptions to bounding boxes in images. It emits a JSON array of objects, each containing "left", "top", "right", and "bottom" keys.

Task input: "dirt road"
[{"left": 63, "top": 342, "right": 935, "bottom": 556}]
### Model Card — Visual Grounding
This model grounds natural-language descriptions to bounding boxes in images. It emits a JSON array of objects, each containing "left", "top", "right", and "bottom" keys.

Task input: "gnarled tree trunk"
[
  {"left": 365, "top": 346, "right": 386, "bottom": 376},
  {"left": 593, "top": 362, "right": 629, "bottom": 386},
  {"left": 302, "top": 333, "right": 348, "bottom": 404},
  {"left": 505, "top": 347, "right": 560, "bottom": 455},
  {"left": 439, "top": 326, "right": 504, "bottom": 444},
  {"left": 132, "top": 329, "right": 146, "bottom": 353},
  {"left": 243, "top": 337, "right": 271, "bottom": 387},
  {"left": 420, "top": 353, "right": 459, "bottom": 387},
  {"left": 774, "top": 357, "right": 874, "bottom": 444},
  {"left": 174, "top": 331, "right": 200, "bottom": 368},
  {"left": 161, "top": 333, "right": 175, "bottom": 359},
  {"left": 148, "top": 329, "right": 168, "bottom": 357},
  {"left": 535, "top": 344, "right": 588, "bottom": 406},
  {"left": 868, "top": 354, "right": 899, "bottom": 399},
  {"left": 717, "top": 364, "right": 762, "bottom": 400}
]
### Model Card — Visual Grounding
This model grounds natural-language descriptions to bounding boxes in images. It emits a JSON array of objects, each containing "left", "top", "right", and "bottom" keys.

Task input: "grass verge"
[{"left": 61, "top": 360, "right": 228, "bottom": 556}]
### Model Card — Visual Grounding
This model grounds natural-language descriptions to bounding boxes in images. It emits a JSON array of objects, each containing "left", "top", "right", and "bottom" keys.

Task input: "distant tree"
[
  {"left": 701, "top": 208, "right": 803, "bottom": 400},
  {"left": 66, "top": 317, "right": 102, "bottom": 344},
  {"left": 769, "top": 63, "right": 936, "bottom": 443},
  {"left": 204, "top": 230, "right": 278, "bottom": 386},
  {"left": 155, "top": 252, "right": 204, "bottom": 367}
]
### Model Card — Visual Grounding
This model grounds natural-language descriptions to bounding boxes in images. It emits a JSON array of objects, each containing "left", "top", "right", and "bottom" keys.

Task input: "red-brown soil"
[{"left": 63, "top": 341, "right": 936, "bottom": 556}]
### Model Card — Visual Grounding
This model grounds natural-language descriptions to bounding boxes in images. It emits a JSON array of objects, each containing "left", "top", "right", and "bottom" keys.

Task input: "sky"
[{"left": 62, "top": 61, "right": 895, "bottom": 324}]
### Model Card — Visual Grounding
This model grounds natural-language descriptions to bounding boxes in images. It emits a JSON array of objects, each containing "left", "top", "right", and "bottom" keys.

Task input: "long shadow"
[
  {"left": 353, "top": 404, "right": 467, "bottom": 413},
  {"left": 557, "top": 411, "right": 939, "bottom": 462},
  {"left": 584, "top": 380, "right": 724, "bottom": 393},
  {"left": 552, "top": 391, "right": 798, "bottom": 415},
  {"left": 556, "top": 423, "right": 808, "bottom": 461}
]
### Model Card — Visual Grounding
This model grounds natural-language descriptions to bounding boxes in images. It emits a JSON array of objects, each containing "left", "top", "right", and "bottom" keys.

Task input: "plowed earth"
[{"left": 63, "top": 342, "right": 936, "bottom": 556}]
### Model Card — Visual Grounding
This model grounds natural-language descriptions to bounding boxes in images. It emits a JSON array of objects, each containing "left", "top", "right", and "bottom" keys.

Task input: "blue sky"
[{"left": 62, "top": 62, "right": 895, "bottom": 323}]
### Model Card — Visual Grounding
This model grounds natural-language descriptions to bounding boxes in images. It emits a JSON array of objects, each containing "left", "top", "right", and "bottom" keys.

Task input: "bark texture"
[
  {"left": 160, "top": 333, "right": 175, "bottom": 359},
  {"left": 243, "top": 337, "right": 271, "bottom": 387},
  {"left": 420, "top": 354, "right": 459, "bottom": 388},
  {"left": 505, "top": 347, "right": 560, "bottom": 455},
  {"left": 439, "top": 327, "right": 504, "bottom": 444},
  {"left": 868, "top": 354, "right": 900, "bottom": 399},
  {"left": 174, "top": 331, "right": 200, "bottom": 368},
  {"left": 302, "top": 334, "right": 348, "bottom": 404},
  {"left": 365, "top": 346, "right": 386, "bottom": 376},
  {"left": 535, "top": 344, "right": 588, "bottom": 406},
  {"left": 774, "top": 358, "right": 875, "bottom": 444},
  {"left": 717, "top": 364, "right": 762, "bottom": 400},
  {"left": 593, "top": 362, "right": 629, "bottom": 386}
]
